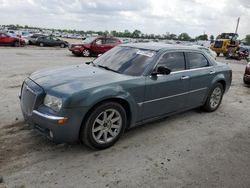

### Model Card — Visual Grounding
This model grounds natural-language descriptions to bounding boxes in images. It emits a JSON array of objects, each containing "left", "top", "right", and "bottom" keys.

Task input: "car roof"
[{"left": 121, "top": 43, "right": 202, "bottom": 52}]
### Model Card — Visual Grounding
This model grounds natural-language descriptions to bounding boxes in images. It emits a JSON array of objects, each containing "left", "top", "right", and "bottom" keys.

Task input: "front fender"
[{"left": 68, "top": 85, "right": 140, "bottom": 127}]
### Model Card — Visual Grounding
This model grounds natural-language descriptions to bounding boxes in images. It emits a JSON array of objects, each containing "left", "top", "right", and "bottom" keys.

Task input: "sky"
[{"left": 0, "top": 0, "right": 249, "bottom": 38}]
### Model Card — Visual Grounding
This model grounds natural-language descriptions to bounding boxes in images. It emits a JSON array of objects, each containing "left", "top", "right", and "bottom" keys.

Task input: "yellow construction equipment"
[{"left": 210, "top": 33, "right": 240, "bottom": 57}]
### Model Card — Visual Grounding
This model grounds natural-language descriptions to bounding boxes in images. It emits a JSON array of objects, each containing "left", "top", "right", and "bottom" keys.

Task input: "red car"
[
  {"left": 243, "top": 61, "right": 250, "bottom": 84},
  {"left": 69, "top": 36, "right": 121, "bottom": 57},
  {"left": 0, "top": 32, "right": 25, "bottom": 47}
]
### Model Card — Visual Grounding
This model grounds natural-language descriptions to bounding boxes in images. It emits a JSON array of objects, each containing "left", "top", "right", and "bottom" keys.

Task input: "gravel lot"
[{"left": 0, "top": 46, "right": 250, "bottom": 188}]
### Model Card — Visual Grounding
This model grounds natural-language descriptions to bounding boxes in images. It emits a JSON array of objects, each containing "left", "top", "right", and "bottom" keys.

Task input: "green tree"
[
  {"left": 210, "top": 35, "right": 214, "bottom": 41},
  {"left": 195, "top": 34, "right": 208, "bottom": 40},
  {"left": 245, "top": 35, "right": 250, "bottom": 45},
  {"left": 178, "top": 33, "right": 191, "bottom": 41}
]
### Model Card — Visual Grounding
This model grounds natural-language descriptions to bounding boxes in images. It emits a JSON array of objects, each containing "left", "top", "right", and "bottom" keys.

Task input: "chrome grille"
[{"left": 20, "top": 83, "right": 37, "bottom": 116}]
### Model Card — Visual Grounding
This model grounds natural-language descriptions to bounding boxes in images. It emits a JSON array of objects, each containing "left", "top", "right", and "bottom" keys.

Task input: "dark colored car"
[
  {"left": 35, "top": 36, "right": 68, "bottom": 48},
  {"left": 20, "top": 44, "right": 232, "bottom": 149},
  {"left": 69, "top": 36, "right": 121, "bottom": 57},
  {"left": 0, "top": 32, "right": 25, "bottom": 47},
  {"left": 28, "top": 33, "right": 46, "bottom": 45},
  {"left": 243, "top": 61, "right": 250, "bottom": 84}
]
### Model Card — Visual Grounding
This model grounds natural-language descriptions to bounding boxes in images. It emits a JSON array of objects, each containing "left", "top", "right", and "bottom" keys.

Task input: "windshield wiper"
[{"left": 97, "top": 65, "right": 120, "bottom": 73}]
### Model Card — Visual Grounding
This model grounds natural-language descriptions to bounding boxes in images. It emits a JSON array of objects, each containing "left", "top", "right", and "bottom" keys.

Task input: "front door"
[{"left": 142, "top": 52, "right": 189, "bottom": 120}]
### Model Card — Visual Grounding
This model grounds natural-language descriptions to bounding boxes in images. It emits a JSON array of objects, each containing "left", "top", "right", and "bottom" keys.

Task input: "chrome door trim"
[{"left": 138, "top": 87, "right": 207, "bottom": 106}]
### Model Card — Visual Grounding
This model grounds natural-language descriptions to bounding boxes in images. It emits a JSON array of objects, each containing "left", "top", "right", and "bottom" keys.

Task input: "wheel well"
[
  {"left": 217, "top": 80, "right": 226, "bottom": 91},
  {"left": 79, "top": 98, "right": 132, "bottom": 137}
]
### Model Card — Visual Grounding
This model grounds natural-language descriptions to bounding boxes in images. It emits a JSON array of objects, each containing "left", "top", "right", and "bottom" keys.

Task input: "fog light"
[{"left": 49, "top": 130, "right": 54, "bottom": 138}]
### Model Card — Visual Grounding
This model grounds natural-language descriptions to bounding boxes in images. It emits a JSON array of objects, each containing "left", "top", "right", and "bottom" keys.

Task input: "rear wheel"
[
  {"left": 82, "top": 49, "right": 91, "bottom": 57},
  {"left": 60, "top": 43, "right": 65, "bottom": 48},
  {"left": 203, "top": 83, "right": 224, "bottom": 112},
  {"left": 39, "top": 43, "right": 44, "bottom": 47},
  {"left": 81, "top": 102, "right": 127, "bottom": 149}
]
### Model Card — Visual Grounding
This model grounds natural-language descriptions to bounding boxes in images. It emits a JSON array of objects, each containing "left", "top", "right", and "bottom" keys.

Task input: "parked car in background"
[
  {"left": 0, "top": 32, "right": 25, "bottom": 47},
  {"left": 35, "top": 36, "right": 68, "bottom": 47},
  {"left": 20, "top": 44, "right": 231, "bottom": 149},
  {"left": 243, "top": 61, "right": 250, "bottom": 85},
  {"left": 69, "top": 36, "right": 121, "bottom": 57},
  {"left": 28, "top": 33, "right": 46, "bottom": 45}
]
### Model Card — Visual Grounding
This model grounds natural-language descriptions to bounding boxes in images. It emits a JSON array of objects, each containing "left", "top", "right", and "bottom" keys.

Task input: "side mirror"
[{"left": 151, "top": 66, "right": 171, "bottom": 76}]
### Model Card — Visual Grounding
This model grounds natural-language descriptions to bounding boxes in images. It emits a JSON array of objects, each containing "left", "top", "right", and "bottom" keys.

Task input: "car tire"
[
  {"left": 14, "top": 41, "right": 19, "bottom": 47},
  {"left": 82, "top": 49, "right": 91, "bottom": 57},
  {"left": 60, "top": 43, "right": 65, "bottom": 48},
  {"left": 39, "top": 43, "right": 44, "bottom": 47},
  {"left": 243, "top": 77, "right": 250, "bottom": 85},
  {"left": 203, "top": 83, "right": 224, "bottom": 112},
  {"left": 80, "top": 102, "right": 127, "bottom": 150},
  {"left": 216, "top": 53, "right": 220, "bottom": 57}
]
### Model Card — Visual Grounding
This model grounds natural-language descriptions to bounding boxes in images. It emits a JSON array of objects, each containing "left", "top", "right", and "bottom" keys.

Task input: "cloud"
[{"left": 0, "top": 0, "right": 249, "bottom": 38}]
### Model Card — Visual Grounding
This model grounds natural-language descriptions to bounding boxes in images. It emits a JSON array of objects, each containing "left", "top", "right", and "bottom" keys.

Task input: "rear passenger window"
[
  {"left": 105, "top": 39, "right": 117, "bottom": 44},
  {"left": 157, "top": 52, "right": 185, "bottom": 72},
  {"left": 187, "top": 52, "right": 209, "bottom": 69}
]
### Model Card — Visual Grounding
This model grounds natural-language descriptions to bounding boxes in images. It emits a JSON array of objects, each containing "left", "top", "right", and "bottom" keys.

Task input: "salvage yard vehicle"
[
  {"left": 210, "top": 33, "right": 240, "bottom": 57},
  {"left": 27, "top": 33, "right": 46, "bottom": 45},
  {"left": 243, "top": 61, "right": 250, "bottom": 84},
  {"left": 35, "top": 36, "right": 68, "bottom": 47},
  {"left": 20, "top": 43, "right": 232, "bottom": 149},
  {"left": 69, "top": 36, "right": 121, "bottom": 57},
  {"left": 0, "top": 32, "right": 25, "bottom": 47}
]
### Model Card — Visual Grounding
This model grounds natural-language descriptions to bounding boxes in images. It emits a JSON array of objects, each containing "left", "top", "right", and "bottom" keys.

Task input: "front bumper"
[
  {"left": 20, "top": 78, "right": 88, "bottom": 143},
  {"left": 244, "top": 74, "right": 250, "bottom": 84},
  {"left": 22, "top": 106, "right": 88, "bottom": 143}
]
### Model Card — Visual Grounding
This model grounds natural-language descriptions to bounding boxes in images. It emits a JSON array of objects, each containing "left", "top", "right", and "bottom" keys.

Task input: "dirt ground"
[{"left": 0, "top": 46, "right": 250, "bottom": 188}]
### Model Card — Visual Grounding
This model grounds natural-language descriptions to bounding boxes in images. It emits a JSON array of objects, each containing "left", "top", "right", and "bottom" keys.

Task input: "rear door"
[
  {"left": 142, "top": 51, "right": 189, "bottom": 120},
  {"left": 184, "top": 52, "right": 215, "bottom": 108}
]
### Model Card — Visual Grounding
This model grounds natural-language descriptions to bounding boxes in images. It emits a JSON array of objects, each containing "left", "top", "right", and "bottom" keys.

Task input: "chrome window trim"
[{"left": 138, "top": 87, "right": 207, "bottom": 106}]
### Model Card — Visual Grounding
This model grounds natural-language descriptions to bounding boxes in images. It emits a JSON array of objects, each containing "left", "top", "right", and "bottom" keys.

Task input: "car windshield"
[
  {"left": 83, "top": 37, "right": 96, "bottom": 44},
  {"left": 93, "top": 46, "right": 156, "bottom": 76}
]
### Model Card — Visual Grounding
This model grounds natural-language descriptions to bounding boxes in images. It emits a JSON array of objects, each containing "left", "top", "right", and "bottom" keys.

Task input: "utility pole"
[{"left": 235, "top": 17, "right": 240, "bottom": 34}]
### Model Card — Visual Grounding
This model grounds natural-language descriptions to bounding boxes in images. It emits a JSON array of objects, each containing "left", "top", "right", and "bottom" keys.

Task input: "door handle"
[
  {"left": 209, "top": 70, "right": 216, "bottom": 74},
  {"left": 181, "top": 76, "right": 189, "bottom": 80}
]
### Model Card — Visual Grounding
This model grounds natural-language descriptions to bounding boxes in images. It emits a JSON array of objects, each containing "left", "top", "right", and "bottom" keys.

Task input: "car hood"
[{"left": 29, "top": 64, "right": 134, "bottom": 95}]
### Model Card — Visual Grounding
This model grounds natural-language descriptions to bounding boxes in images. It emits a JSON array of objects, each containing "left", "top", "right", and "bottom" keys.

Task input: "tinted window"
[
  {"left": 105, "top": 39, "right": 117, "bottom": 44},
  {"left": 187, "top": 52, "right": 209, "bottom": 69},
  {"left": 94, "top": 46, "right": 156, "bottom": 76},
  {"left": 157, "top": 52, "right": 185, "bottom": 72}
]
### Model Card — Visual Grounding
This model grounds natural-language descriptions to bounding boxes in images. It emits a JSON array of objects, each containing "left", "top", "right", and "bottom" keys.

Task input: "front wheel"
[
  {"left": 14, "top": 41, "right": 19, "bottom": 47},
  {"left": 81, "top": 102, "right": 127, "bottom": 149},
  {"left": 82, "top": 49, "right": 91, "bottom": 57},
  {"left": 203, "top": 83, "right": 224, "bottom": 112},
  {"left": 60, "top": 43, "right": 65, "bottom": 48},
  {"left": 39, "top": 43, "right": 44, "bottom": 47}
]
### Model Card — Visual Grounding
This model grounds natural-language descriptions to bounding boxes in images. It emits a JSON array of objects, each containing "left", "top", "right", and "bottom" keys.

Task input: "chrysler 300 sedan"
[{"left": 20, "top": 43, "right": 232, "bottom": 149}]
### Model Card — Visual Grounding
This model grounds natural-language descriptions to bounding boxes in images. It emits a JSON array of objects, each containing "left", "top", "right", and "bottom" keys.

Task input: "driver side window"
[
  {"left": 157, "top": 52, "right": 185, "bottom": 72},
  {"left": 95, "top": 39, "right": 103, "bottom": 45}
]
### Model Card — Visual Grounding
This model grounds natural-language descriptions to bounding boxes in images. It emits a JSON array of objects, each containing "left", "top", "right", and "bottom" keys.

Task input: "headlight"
[
  {"left": 44, "top": 94, "right": 62, "bottom": 112},
  {"left": 247, "top": 62, "right": 250, "bottom": 67}
]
